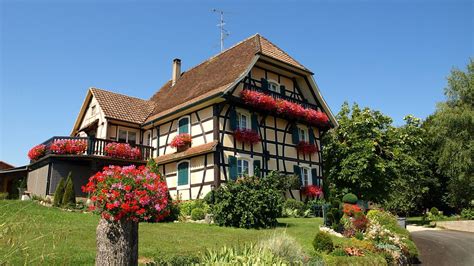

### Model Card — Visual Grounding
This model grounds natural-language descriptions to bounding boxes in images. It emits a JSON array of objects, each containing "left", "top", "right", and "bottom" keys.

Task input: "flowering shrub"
[
  {"left": 104, "top": 142, "right": 141, "bottom": 160},
  {"left": 28, "top": 144, "right": 46, "bottom": 160},
  {"left": 50, "top": 139, "right": 87, "bottom": 155},
  {"left": 82, "top": 165, "right": 170, "bottom": 222},
  {"left": 170, "top": 133, "right": 192, "bottom": 149},
  {"left": 342, "top": 203, "right": 362, "bottom": 217},
  {"left": 296, "top": 141, "right": 318, "bottom": 154},
  {"left": 344, "top": 247, "right": 364, "bottom": 257},
  {"left": 301, "top": 185, "right": 323, "bottom": 198},
  {"left": 240, "top": 90, "right": 329, "bottom": 127},
  {"left": 234, "top": 129, "right": 261, "bottom": 144}
]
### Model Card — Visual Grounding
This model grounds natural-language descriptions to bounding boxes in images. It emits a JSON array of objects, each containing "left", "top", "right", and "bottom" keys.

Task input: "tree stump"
[{"left": 95, "top": 217, "right": 139, "bottom": 266}]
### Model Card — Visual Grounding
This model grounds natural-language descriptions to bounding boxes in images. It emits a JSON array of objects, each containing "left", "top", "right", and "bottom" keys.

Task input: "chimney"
[{"left": 172, "top": 58, "right": 181, "bottom": 86}]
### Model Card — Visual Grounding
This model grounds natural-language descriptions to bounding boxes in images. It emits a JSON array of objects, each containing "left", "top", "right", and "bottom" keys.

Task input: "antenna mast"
[{"left": 212, "top": 9, "right": 229, "bottom": 51}]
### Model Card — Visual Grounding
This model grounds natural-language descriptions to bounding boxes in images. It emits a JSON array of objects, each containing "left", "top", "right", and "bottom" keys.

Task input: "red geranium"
[
  {"left": 240, "top": 89, "right": 330, "bottom": 128},
  {"left": 241, "top": 90, "right": 276, "bottom": 111},
  {"left": 82, "top": 165, "right": 169, "bottom": 222},
  {"left": 28, "top": 144, "right": 46, "bottom": 160},
  {"left": 296, "top": 141, "right": 318, "bottom": 155},
  {"left": 234, "top": 129, "right": 261, "bottom": 144},
  {"left": 50, "top": 139, "right": 87, "bottom": 155},
  {"left": 170, "top": 133, "right": 192, "bottom": 149},
  {"left": 302, "top": 185, "right": 323, "bottom": 197},
  {"left": 104, "top": 142, "right": 141, "bottom": 160}
]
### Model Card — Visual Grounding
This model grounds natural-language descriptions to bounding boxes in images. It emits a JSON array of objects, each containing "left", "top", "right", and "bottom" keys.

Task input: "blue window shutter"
[
  {"left": 261, "top": 78, "right": 269, "bottom": 90},
  {"left": 177, "top": 162, "right": 189, "bottom": 186},
  {"left": 291, "top": 124, "right": 299, "bottom": 144},
  {"left": 178, "top": 117, "right": 189, "bottom": 134},
  {"left": 309, "top": 127, "right": 315, "bottom": 144},
  {"left": 293, "top": 165, "right": 302, "bottom": 187},
  {"left": 228, "top": 156, "right": 237, "bottom": 180},
  {"left": 311, "top": 168, "right": 318, "bottom": 186},
  {"left": 251, "top": 113, "right": 259, "bottom": 131},
  {"left": 253, "top": 160, "right": 261, "bottom": 177},
  {"left": 280, "top": 85, "right": 286, "bottom": 96},
  {"left": 229, "top": 108, "right": 237, "bottom": 131}
]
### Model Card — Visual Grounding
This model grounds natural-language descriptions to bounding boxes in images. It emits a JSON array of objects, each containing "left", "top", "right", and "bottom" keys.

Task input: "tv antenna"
[{"left": 212, "top": 9, "right": 229, "bottom": 52}]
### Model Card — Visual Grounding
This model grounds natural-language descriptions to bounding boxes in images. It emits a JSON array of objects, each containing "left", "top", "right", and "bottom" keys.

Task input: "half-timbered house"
[{"left": 25, "top": 34, "right": 337, "bottom": 200}]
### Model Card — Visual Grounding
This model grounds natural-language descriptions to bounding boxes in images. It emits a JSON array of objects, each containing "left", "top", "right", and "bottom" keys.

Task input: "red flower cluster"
[
  {"left": 28, "top": 144, "right": 46, "bottom": 160},
  {"left": 170, "top": 133, "right": 192, "bottom": 149},
  {"left": 50, "top": 139, "right": 87, "bottom": 155},
  {"left": 240, "top": 90, "right": 329, "bottom": 127},
  {"left": 234, "top": 129, "right": 261, "bottom": 144},
  {"left": 104, "top": 142, "right": 141, "bottom": 160},
  {"left": 82, "top": 165, "right": 170, "bottom": 222},
  {"left": 352, "top": 213, "right": 369, "bottom": 231},
  {"left": 343, "top": 203, "right": 362, "bottom": 217},
  {"left": 296, "top": 141, "right": 318, "bottom": 155},
  {"left": 301, "top": 185, "right": 323, "bottom": 197}
]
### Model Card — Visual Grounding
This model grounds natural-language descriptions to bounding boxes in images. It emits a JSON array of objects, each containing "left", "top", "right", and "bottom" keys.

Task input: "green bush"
[
  {"left": 179, "top": 199, "right": 209, "bottom": 217},
  {"left": 330, "top": 248, "right": 348, "bottom": 257},
  {"left": 430, "top": 207, "right": 439, "bottom": 216},
  {"left": 0, "top": 192, "right": 8, "bottom": 200},
  {"left": 355, "top": 231, "right": 364, "bottom": 240},
  {"left": 313, "top": 231, "right": 334, "bottom": 253},
  {"left": 53, "top": 178, "right": 65, "bottom": 207},
  {"left": 152, "top": 255, "right": 200, "bottom": 265},
  {"left": 213, "top": 175, "right": 283, "bottom": 229},
  {"left": 203, "top": 190, "right": 215, "bottom": 205},
  {"left": 461, "top": 208, "right": 474, "bottom": 220},
  {"left": 191, "top": 208, "right": 206, "bottom": 221},
  {"left": 282, "top": 198, "right": 305, "bottom": 217},
  {"left": 258, "top": 232, "right": 306, "bottom": 263},
  {"left": 61, "top": 173, "right": 76, "bottom": 207},
  {"left": 342, "top": 193, "right": 358, "bottom": 204},
  {"left": 201, "top": 244, "right": 287, "bottom": 264}
]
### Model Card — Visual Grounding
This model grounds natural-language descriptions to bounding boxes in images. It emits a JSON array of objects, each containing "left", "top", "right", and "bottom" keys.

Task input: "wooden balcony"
[
  {"left": 35, "top": 136, "right": 154, "bottom": 162},
  {"left": 242, "top": 77, "right": 319, "bottom": 110}
]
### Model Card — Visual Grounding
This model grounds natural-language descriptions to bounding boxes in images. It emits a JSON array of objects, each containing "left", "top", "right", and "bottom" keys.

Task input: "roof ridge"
[
  {"left": 258, "top": 35, "right": 308, "bottom": 71},
  {"left": 90, "top": 87, "right": 154, "bottom": 103}
]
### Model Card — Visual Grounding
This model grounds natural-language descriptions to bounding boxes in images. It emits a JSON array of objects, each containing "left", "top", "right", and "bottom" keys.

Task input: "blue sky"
[{"left": 1, "top": 0, "right": 472, "bottom": 166}]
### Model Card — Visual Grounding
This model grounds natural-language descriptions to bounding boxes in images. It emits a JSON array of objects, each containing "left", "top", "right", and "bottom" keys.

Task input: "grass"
[{"left": 0, "top": 200, "right": 323, "bottom": 265}]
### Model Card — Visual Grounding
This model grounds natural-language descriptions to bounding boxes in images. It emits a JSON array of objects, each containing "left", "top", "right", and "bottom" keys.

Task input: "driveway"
[{"left": 410, "top": 228, "right": 474, "bottom": 266}]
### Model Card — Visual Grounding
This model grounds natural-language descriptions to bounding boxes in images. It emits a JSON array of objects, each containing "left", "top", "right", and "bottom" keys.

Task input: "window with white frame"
[
  {"left": 298, "top": 127, "right": 307, "bottom": 142},
  {"left": 178, "top": 116, "right": 190, "bottom": 134},
  {"left": 118, "top": 129, "right": 137, "bottom": 145},
  {"left": 237, "top": 158, "right": 250, "bottom": 177},
  {"left": 237, "top": 112, "right": 249, "bottom": 130},
  {"left": 177, "top": 161, "right": 190, "bottom": 187},
  {"left": 301, "top": 167, "right": 311, "bottom": 186},
  {"left": 268, "top": 81, "right": 280, "bottom": 93}
]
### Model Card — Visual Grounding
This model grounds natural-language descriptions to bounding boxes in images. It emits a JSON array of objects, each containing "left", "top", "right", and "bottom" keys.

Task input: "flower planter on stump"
[{"left": 96, "top": 218, "right": 138, "bottom": 266}]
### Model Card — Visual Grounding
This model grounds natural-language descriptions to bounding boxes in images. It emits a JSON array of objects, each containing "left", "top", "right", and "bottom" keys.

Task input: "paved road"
[{"left": 411, "top": 229, "right": 474, "bottom": 266}]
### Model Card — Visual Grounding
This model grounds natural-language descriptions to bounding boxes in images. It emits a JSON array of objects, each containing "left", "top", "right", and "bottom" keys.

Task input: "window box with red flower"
[
  {"left": 301, "top": 184, "right": 323, "bottom": 198},
  {"left": 104, "top": 142, "right": 141, "bottom": 160},
  {"left": 296, "top": 141, "right": 318, "bottom": 155},
  {"left": 234, "top": 128, "right": 261, "bottom": 145},
  {"left": 170, "top": 133, "right": 192, "bottom": 152},
  {"left": 28, "top": 144, "right": 46, "bottom": 161},
  {"left": 50, "top": 139, "right": 87, "bottom": 155}
]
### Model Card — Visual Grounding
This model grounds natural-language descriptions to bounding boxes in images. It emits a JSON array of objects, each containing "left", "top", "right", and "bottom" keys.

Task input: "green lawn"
[{"left": 1, "top": 200, "right": 323, "bottom": 265}]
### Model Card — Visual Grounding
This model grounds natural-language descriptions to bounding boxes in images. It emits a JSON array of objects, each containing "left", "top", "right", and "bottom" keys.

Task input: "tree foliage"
[{"left": 426, "top": 59, "right": 474, "bottom": 210}]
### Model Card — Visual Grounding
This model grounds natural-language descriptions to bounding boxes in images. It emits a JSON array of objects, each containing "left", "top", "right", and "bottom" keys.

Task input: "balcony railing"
[
  {"left": 37, "top": 136, "right": 154, "bottom": 161},
  {"left": 242, "top": 77, "right": 319, "bottom": 110}
]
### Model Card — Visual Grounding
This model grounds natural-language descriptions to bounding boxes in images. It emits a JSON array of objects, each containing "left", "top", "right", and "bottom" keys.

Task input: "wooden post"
[{"left": 95, "top": 218, "right": 138, "bottom": 266}]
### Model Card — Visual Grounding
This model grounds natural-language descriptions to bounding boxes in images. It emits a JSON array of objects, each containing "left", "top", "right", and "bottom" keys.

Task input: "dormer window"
[{"left": 268, "top": 81, "right": 280, "bottom": 93}]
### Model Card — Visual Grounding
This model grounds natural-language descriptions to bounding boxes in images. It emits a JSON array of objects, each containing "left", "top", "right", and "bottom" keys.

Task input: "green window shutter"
[
  {"left": 279, "top": 85, "right": 286, "bottom": 96},
  {"left": 311, "top": 168, "right": 318, "bottom": 186},
  {"left": 309, "top": 127, "right": 315, "bottom": 144},
  {"left": 177, "top": 162, "right": 189, "bottom": 186},
  {"left": 251, "top": 113, "right": 259, "bottom": 131},
  {"left": 293, "top": 165, "right": 302, "bottom": 187},
  {"left": 178, "top": 117, "right": 189, "bottom": 134},
  {"left": 228, "top": 156, "right": 237, "bottom": 180},
  {"left": 229, "top": 108, "right": 237, "bottom": 131},
  {"left": 261, "top": 78, "right": 269, "bottom": 90},
  {"left": 253, "top": 160, "right": 261, "bottom": 177},
  {"left": 291, "top": 124, "right": 299, "bottom": 144}
]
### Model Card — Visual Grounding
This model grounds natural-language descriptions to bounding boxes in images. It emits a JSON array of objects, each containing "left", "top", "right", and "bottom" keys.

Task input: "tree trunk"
[{"left": 95, "top": 217, "right": 139, "bottom": 266}]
